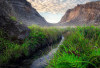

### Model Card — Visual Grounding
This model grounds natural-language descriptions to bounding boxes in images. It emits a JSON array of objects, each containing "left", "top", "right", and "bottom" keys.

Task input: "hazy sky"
[{"left": 27, "top": 0, "right": 99, "bottom": 23}]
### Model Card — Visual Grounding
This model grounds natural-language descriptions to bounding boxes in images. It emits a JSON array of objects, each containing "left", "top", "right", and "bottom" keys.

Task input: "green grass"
[
  {"left": 27, "top": 25, "right": 62, "bottom": 52},
  {"left": 47, "top": 26, "right": 100, "bottom": 68},
  {"left": 0, "top": 29, "right": 29, "bottom": 64},
  {"left": 0, "top": 25, "right": 62, "bottom": 65},
  {"left": 10, "top": 16, "right": 17, "bottom": 21},
  {"left": 19, "top": 22, "right": 23, "bottom": 24}
]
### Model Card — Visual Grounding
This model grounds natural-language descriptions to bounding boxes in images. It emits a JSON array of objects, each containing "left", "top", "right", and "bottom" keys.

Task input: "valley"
[{"left": 0, "top": 0, "right": 100, "bottom": 68}]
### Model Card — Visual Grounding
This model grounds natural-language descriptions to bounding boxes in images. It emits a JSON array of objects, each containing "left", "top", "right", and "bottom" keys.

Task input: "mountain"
[
  {"left": 6, "top": 0, "right": 48, "bottom": 26},
  {"left": 0, "top": 0, "right": 52, "bottom": 42},
  {"left": 60, "top": 1, "right": 100, "bottom": 26},
  {"left": 0, "top": 0, "right": 30, "bottom": 43}
]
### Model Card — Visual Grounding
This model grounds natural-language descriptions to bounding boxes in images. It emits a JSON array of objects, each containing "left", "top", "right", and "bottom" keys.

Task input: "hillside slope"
[
  {"left": 3, "top": 0, "right": 48, "bottom": 26},
  {"left": 60, "top": 1, "right": 100, "bottom": 26},
  {"left": 0, "top": 0, "right": 30, "bottom": 42}
]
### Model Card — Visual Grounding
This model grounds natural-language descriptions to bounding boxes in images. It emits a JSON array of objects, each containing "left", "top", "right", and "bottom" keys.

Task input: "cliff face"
[
  {"left": 0, "top": 0, "right": 50, "bottom": 42},
  {"left": 5, "top": 0, "right": 48, "bottom": 26},
  {"left": 0, "top": 0, "right": 30, "bottom": 43},
  {"left": 60, "top": 1, "right": 100, "bottom": 26}
]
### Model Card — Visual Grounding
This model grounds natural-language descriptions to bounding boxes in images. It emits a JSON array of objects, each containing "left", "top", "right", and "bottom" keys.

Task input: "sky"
[{"left": 27, "top": 0, "right": 99, "bottom": 23}]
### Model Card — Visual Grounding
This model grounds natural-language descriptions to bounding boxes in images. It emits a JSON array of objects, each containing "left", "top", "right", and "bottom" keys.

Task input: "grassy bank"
[
  {"left": 0, "top": 25, "right": 62, "bottom": 66},
  {"left": 47, "top": 26, "right": 100, "bottom": 68}
]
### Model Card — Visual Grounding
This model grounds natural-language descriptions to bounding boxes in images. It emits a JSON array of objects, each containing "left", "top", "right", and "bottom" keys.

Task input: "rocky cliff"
[
  {"left": 60, "top": 1, "right": 100, "bottom": 26},
  {"left": 0, "top": 0, "right": 50, "bottom": 42},
  {"left": 7, "top": 0, "right": 48, "bottom": 26},
  {"left": 0, "top": 0, "right": 30, "bottom": 43}
]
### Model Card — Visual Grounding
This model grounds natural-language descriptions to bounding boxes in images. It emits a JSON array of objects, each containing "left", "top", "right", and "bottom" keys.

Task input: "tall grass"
[
  {"left": 0, "top": 25, "right": 62, "bottom": 65},
  {"left": 27, "top": 25, "right": 62, "bottom": 52},
  {"left": 0, "top": 29, "right": 29, "bottom": 65},
  {"left": 47, "top": 26, "right": 100, "bottom": 68}
]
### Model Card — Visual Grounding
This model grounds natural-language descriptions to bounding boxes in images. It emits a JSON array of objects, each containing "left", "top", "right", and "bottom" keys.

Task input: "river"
[{"left": 19, "top": 36, "right": 64, "bottom": 68}]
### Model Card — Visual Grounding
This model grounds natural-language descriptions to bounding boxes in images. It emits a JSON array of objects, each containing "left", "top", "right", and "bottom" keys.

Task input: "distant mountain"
[
  {"left": 60, "top": 1, "right": 100, "bottom": 26},
  {"left": 7, "top": 0, "right": 48, "bottom": 26}
]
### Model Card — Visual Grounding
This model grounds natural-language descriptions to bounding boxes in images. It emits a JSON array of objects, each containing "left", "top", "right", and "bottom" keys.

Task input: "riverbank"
[
  {"left": 0, "top": 25, "right": 62, "bottom": 67},
  {"left": 47, "top": 26, "right": 100, "bottom": 68},
  {"left": 29, "top": 36, "right": 64, "bottom": 68}
]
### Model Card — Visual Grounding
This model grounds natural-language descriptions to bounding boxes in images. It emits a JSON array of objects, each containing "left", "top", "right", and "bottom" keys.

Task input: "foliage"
[
  {"left": 47, "top": 26, "right": 100, "bottom": 68},
  {"left": 19, "top": 22, "right": 23, "bottom": 24},
  {"left": 27, "top": 25, "right": 62, "bottom": 52},
  {"left": 10, "top": 16, "right": 17, "bottom": 21},
  {"left": 0, "top": 25, "right": 62, "bottom": 65},
  {"left": 0, "top": 32, "right": 28, "bottom": 64}
]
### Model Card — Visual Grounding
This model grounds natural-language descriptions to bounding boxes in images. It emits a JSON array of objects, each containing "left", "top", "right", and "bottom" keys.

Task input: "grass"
[
  {"left": 0, "top": 29, "right": 29, "bottom": 65},
  {"left": 1, "top": 25, "right": 99, "bottom": 67},
  {"left": 0, "top": 25, "right": 62, "bottom": 65},
  {"left": 10, "top": 16, "right": 17, "bottom": 21},
  {"left": 47, "top": 26, "right": 100, "bottom": 68},
  {"left": 27, "top": 25, "right": 62, "bottom": 52},
  {"left": 10, "top": 16, "right": 23, "bottom": 24}
]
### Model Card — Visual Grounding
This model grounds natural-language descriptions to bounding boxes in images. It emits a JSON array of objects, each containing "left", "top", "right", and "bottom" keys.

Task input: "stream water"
[{"left": 19, "top": 36, "right": 64, "bottom": 68}]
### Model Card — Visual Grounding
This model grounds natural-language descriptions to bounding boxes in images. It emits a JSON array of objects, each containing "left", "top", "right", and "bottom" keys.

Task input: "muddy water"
[{"left": 19, "top": 36, "right": 64, "bottom": 68}]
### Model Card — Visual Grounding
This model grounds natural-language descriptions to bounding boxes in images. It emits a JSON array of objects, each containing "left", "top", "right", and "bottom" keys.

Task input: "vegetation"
[
  {"left": 10, "top": 16, "right": 17, "bottom": 21},
  {"left": 0, "top": 25, "right": 62, "bottom": 65},
  {"left": 19, "top": 22, "right": 23, "bottom": 24},
  {"left": 1, "top": 25, "right": 100, "bottom": 68},
  {"left": 47, "top": 26, "right": 100, "bottom": 68}
]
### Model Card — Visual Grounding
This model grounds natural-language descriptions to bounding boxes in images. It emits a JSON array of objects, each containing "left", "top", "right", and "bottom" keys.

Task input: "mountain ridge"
[
  {"left": 7, "top": 0, "right": 49, "bottom": 26},
  {"left": 59, "top": 1, "right": 100, "bottom": 26}
]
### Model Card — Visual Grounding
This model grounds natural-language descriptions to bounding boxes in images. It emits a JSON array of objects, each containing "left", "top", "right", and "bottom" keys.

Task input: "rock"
[
  {"left": 7, "top": 0, "right": 48, "bottom": 26},
  {"left": 60, "top": 1, "right": 100, "bottom": 26},
  {"left": 0, "top": 0, "right": 30, "bottom": 43}
]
